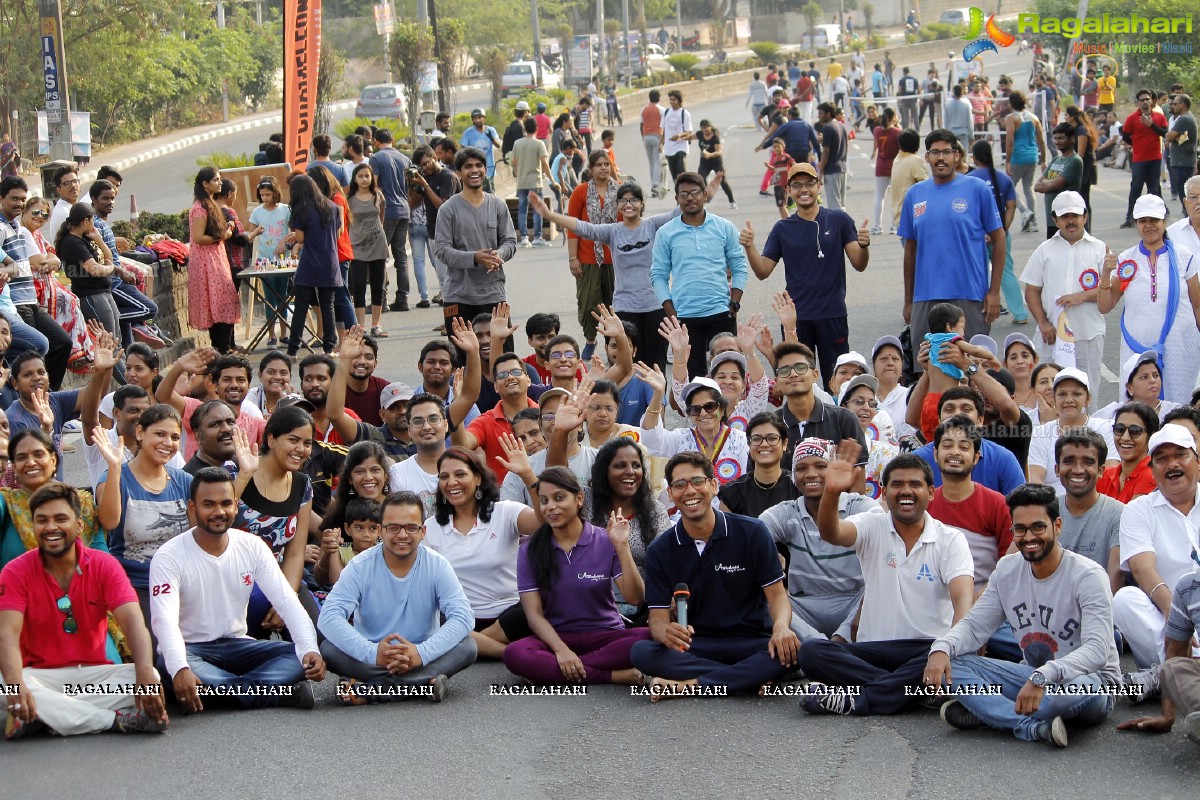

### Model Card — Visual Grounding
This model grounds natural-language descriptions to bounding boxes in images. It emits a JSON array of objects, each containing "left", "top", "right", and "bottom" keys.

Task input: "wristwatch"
[
  {"left": 965, "top": 363, "right": 980, "bottom": 377},
  {"left": 729, "top": 300, "right": 741, "bottom": 313},
  {"left": 1030, "top": 669, "right": 1048, "bottom": 687}
]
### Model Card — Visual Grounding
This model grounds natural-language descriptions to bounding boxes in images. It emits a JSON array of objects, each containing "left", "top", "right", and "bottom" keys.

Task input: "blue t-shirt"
[
  {"left": 103, "top": 463, "right": 194, "bottom": 589},
  {"left": 306, "top": 159, "right": 349, "bottom": 188},
  {"left": 368, "top": 147, "right": 412, "bottom": 221},
  {"left": 617, "top": 373, "right": 656, "bottom": 426},
  {"left": 966, "top": 167, "right": 1017, "bottom": 222},
  {"left": 897, "top": 174, "right": 1003, "bottom": 303},
  {"left": 248, "top": 204, "right": 291, "bottom": 262},
  {"left": 912, "top": 438, "right": 1025, "bottom": 497},
  {"left": 291, "top": 204, "right": 343, "bottom": 289},
  {"left": 762, "top": 208, "right": 858, "bottom": 320},
  {"left": 871, "top": 70, "right": 886, "bottom": 96},
  {"left": 461, "top": 126, "right": 501, "bottom": 173},
  {"left": 6, "top": 391, "right": 81, "bottom": 481}
]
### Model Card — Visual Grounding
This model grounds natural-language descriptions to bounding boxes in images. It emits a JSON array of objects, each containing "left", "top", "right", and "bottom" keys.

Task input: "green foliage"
[
  {"left": 389, "top": 22, "right": 436, "bottom": 134},
  {"left": 196, "top": 152, "right": 255, "bottom": 170},
  {"left": 317, "top": 45, "right": 349, "bottom": 136},
  {"left": 801, "top": 2, "right": 822, "bottom": 33},
  {"left": 749, "top": 42, "right": 782, "bottom": 62},
  {"left": 644, "top": 0, "right": 676, "bottom": 21},
  {"left": 666, "top": 54, "right": 700, "bottom": 73},
  {"left": 919, "top": 24, "right": 965, "bottom": 41},
  {"left": 334, "top": 117, "right": 412, "bottom": 145},
  {"left": 130, "top": 211, "right": 190, "bottom": 242},
  {"left": 436, "top": 18, "right": 468, "bottom": 80}
]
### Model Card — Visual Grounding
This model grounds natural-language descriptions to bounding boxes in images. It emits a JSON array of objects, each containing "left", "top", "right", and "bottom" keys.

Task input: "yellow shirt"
[
  {"left": 890, "top": 152, "right": 930, "bottom": 227},
  {"left": 1097, "top": 75, "right": 1117, "bottom": 105},
  {"left": 828, "top": 62, "right": 843, "bottom": 81}
]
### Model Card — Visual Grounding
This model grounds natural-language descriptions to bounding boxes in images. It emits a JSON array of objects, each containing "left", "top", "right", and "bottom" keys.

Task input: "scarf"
[
  {"left": 585, "top": 178, "right": 617, "bottom": 232},
  {"left": 1120, "top": 239, "right": 1181, "bottom": 400}
]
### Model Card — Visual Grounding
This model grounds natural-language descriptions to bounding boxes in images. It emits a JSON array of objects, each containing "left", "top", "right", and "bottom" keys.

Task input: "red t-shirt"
[
  {"left": 466, "top": 399, "right": 537, "bottom": 483},
  {"left": 797, "top": 75, "right": 814, "bottom": 102},
  {"left": 314, "top": 407, "right": 363, "bottom": 446},
  {"left": 1097, "top": 457, "right": 1157, "bottom": 503},
  {"left": 641, "top": 103, "right": 663, "bottom": 137},
  {"left": 331, "top": 193, "right": 355, "bottom": 264},
  {"left": 928, "top": 484, "right": 1013, "bottom": 584},
  {"left": 1124, "top": 110, "right": 1169, "bottom": 163},
  {"left": 0, "top": 541, "right": 137, "bottom": 669},
  {"left": 874, "top": 126, "right": 901, "bottom": 177},
  {"left": 535, "top": 113, "right": 552, "bottom": 140},
  {"left": 344, "top": 375, "right": 390, "bottom": 427}
]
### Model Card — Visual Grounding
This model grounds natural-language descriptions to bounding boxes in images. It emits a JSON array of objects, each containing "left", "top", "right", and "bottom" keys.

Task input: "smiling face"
[
  {"left": 492, "top": 357, "right": 530, "bottom": 399},
  {"left": 420, "top": 346, "right": 454, "bottom": 389},
  {"left": 458, "top": 156, "right": 487, "bottom": 190},
  {"left": 884, "top": 467, "right": 931, "bottom": 526},
  {"left": 1112, "top": 412, "right": 1150, "bottom": 464},
  {"left": 1004, "top": 344, "right": 1037, "bottom": 381},
  {"left": 1034, "top": 367, "right": 1061, "bottom": 407},
  {"left": 513, "top": 417, "right": 546, "bottom": 456},
  {"left": 747, "top": 422, "right": 785, "bottom": 468},
  {"left": 438, "top": 455, "right": 481, "bottom": 510},
  {"left": 1126, "top": 362, "right": 1162, "bottom": 405},
  {"left": 268, "top": 423, "right": 314, "bottom": 472},
  {"left": 212, "top": 366, "right": 250, "bottom": 407},
  {"left": 381, "top": 502, "right": 425, "bottom": 561},
  {"left": 350, "top": 457, "right": 387, "bottom": 499},
  {"left": 616, "top": 192, "right": 643, "bottom": 222},
  {"left": 33, "top": 498, "right": 82, "bottom": 559},
  {"left": 667, "top": 463, "right": 717, "bottom": 523},
  {"left": 137, "top": 419, "right": 183, "bottom": 467},
  {"left": 301, "top": 364, "right": 332, "bottom": 407},
  {"left": 792, "top": 455, "right": 828, "bottom": 498},
  {"left": 925, "top": 141, "right": 960, "bottom": 181},
  {"left": 1055, "top": 441, "right": 1102, "bottom": 497},
  {"left": 547, "top": 341, "right": 578, "bottom": 381},
  {"left": 685, "top": 388, "right": 723, "bottom": 435},
  {"left": 13, "top": 435, "right": 57, "bottom": 491},
  {"left": 112, "top": 396, "right": 150, "bottom": 440},
  {"left": 407, "top": 399, "right": 447, "bottom": 452},
  {"left": 1011, "top": 504, "right": 1061, "bottom": 564},
  {"left": 195, "top": 403, "right": 237, "bottom": 461},
  {"left": 788, "top": 173, "right": 821, "bottom": 211},
  {"left": 191, "top": 480, "right": 237, "bottom": 537},
  {"left": 710, "top": 364, "right": 746, "bottom": 404},
  {"left": 537, "top": 480, "right": 584, "bottom": 531},
  {"left": 350, "top": 346, "right": 377, "bottom": 381},
  {"left": 259, "top": 357, "right": 292, "bottom": 398},
  {"left": 1, "top": 185, "right": 26, "bottom": 220},
  {"left": 14, "top": 357, "right": 48, "bottom": 399},
  {"left": 1053, "top": 380, "right": 1089, "bottom": 421},
  {"left": 606, "top": 443, "right": 644, "bottom": 500},
  {"left": 938, "top": 397, "right": 982, "bottom": 426},
  {"left": 935, "top": 427, "right": 979, "bottom": 478},
  {"left": 775, "top": 353, "right": 817, "bottom": 398},
  {"left": 843, "top": 385, "right": 879, "bottom": 428},
  {"left": 1150, "top": 443, "right": 1198, "bottom": 502}
]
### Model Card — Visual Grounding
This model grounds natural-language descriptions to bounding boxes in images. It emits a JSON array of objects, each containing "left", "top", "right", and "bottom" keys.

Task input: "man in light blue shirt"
[
  {"left": 651, "top": 171, "right": 749, "bottom": 380},
  {"left": 317, "top": 492, "right": 477, "bottom": 702},
  {"left": 459, "top": 108, "right": 503, "bottom": 194}
]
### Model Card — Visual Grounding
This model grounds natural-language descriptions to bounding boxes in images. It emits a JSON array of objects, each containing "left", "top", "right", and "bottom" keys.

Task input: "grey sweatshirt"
[
  {"left": 575, "top": 209, "right": 680, "bottom": 313},
  {"left": 432, "top": 192, "right": 518, "bottom": 305},
  {"left": 931, "top": 549, "right": 1121, "bottom": 685}
]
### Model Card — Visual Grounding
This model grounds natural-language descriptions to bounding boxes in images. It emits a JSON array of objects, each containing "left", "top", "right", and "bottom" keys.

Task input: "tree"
[
  {"left": 480, "top": 47, "right": 510, "bottom": 115},
  {"left": 802, "top": 1, "right": 822, "bottom": 36},
  {"left": 316, "top": 44, "right": 348, "bottom": 137},
  {"left": 862, "top": 1, "right": 874, "bottom": 37},
  {"left": 436, "top": 17, "right": 467, "bottom": 81},
  {"left": 749, "top": 42, "right": 781, "bottom": 62},
  {"left": 389, "top": 22, "right": 435, "bottom": 140}
]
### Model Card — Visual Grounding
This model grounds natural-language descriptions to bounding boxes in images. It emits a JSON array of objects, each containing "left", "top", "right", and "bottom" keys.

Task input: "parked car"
[
  {"left": 801, "top": 24, "right": 842, "bottom": 52},
  {"left": 938, "top": 8, "right": 973, "bottom": 26},
  {"left": 501, "top": 61, "right": 561, "bottom": 97},
  {"left": 355, "top": 83, "right": 406, "bottom": 121}
]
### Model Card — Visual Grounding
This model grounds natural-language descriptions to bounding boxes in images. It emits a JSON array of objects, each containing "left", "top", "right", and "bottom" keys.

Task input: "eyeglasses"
[
  {"left": 1186, "top": 195, "right": 1200, "bottom": 203},
  {"left": 409, "top": 414, "right": 444, "bottom": 429},
  {"left": 617, "top": 198, "right": 641, "bottom": 207},
  {"left": 927, "top": 148, "right": 956, "bottom": 158},
  {"left": 494, "top": 368, "right": 525, "bottom": 380},
  {"left": 749, "top": 433, "right": 783, "bottom": 446},
  {"left": 845, "top": 397, "right": 879, "bottom": 409},
  {"left": 669, "top": 476, "right": 710, "bottom": 491},
  {"left": 686, "top": 400, "right": 721, "bottom": 417},
  {"left": 676, "top": 189, "right": 704, "bottom": 200},
  {"left": 58, "top": 179, "right": 80, "bottom": 187},
  {"left": 587, "top": 404, "right": 616, "bottom": 414},
  {"left": 30, "top": 210, "right": 48, "bottom": 219},
  {"left": 1112, "top": 423, "right": 1147, "bottom": 438},
  {"left": 57, "top": 595, "right": 77, "bottom": 634},
  {"left": 540, "top": 412, "right": 556, "bottom": 423},
  {"left": 788, "top": 180, "right": 819, "bottom": 190},
  {"left": 548, "top": 350, "right": 577, "bottom": 361},
  {"left": 775, "top": 363, "right": 812, "bottom": 377},
  {"left": 1010, "top": 521, "right": 1050, "bottom": 538},
  {"left": 382, "top": 523, "right": 423, "bottom": 536}
]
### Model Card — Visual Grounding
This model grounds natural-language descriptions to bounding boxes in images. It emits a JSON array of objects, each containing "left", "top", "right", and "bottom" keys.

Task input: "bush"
[
  {"left": 863, "top": 34, "right": 887, "bottom": 50},
  {"left": 333, "top": 116, "right": 412, "bottom": 146},
  {"left": 749, "top": 42, "right": 781, "bottom": 62},
  {"left": 196, "top": 152, "right": 255, "bottom": 170},
  {"left": 127, "top": 211, "right": 190, "bottom": 242},
  {"left": 666, "top": 54, "right": 700, "bottom": 74},
  {"left": 921, "top": 23, "right": 965, "bottom": 41}
]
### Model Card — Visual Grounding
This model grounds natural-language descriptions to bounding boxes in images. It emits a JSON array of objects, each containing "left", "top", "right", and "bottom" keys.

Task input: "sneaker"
[
  {"left": 532, "top": 238, "right": 550, "bottom": 247},
  {"left": 759, "top": 189, "right": 771, "bottom": 197},
  {"left": 5, "top": 713, "right": 46, "bottom": 740},
  {"left": 112, "top": 708, "right": 168, "bottom": 734},
  {"left": 581, "top": 342, "right": 595, "bottom": 362},
  {"left": 63, "top": 420, "right": 82, "bottom": 433},
  {"left": 279, "top": 681, "right": 316, "bottom": 709},
  {"left": 520, "top": 236, "right": 532, "bottom": 248},
  {"left": 1120, "top": 219, "right": 1135, "bottom": 229},
  {"left": 887, "top": 227, "right": 897, "bottom": 235},
  {"left": 429, "top": 674, "right": 448, "bottom": 704},
  {"left": 1123, "top": 666, "right": 1161, "bottom": 703},
  {"left": 267, "top": 338, "right": 279, "bottom": 347},
  {"left": 1184, "top": 711, "right": 1200, "bottom": 745},
  {"left": 432, "top": 293, "right": 443, "bottom": 305},
  {"left": 131, "top": 324, "right": 165, "bottom": 348},
  {"left": 416, "top": 300, "right": 431, "bottom": 309},
  {"left": 145, "top": 322, "right": 173, "bottom": 345},
  {"left": 389, "top": 300, "right": 410, "bottom": 312},
  {"left": 1020, "top": 210, "right": 1034, "bottom": 232},
  {"left": 729, "top": 202, "right": 738, "bottom": 210},
  {"left": 939, "top": 699, "right": 983, "bottom": 730},
  {"left": 870, "top": 226, "right": 883, "bottom": 235},
  {"left": 799, "top": 682, "right": 857, "bottom": 715},
  {"left": 999, "top": 306, "right": 1010, "bottom": 316},
  {"left": 1036, "top": 716, "right": 1069, "bottom": 747}
]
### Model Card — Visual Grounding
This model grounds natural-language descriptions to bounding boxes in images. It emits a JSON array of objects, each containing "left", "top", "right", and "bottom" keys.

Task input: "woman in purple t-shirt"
[{"left": 503, "top": 467, "right": 650, "bottom": 685}]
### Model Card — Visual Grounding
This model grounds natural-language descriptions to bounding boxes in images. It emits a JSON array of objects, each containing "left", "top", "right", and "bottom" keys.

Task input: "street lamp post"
[{"left": 532, "top": 0, "right": 544, "bottom": 89}]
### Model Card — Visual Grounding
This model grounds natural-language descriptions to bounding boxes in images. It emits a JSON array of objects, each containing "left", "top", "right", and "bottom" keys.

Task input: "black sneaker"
[
  {"left": 429, "top": 674, "right": 448, "bottom": 703},
  {"left": 112, "top": 708, "right": 168, "bottom": 733},
  {"left": 389, "top": 300, "right": 409, "bottom": 312},
  {"left": 279, "top": 681, "right": 316, "bottom": 709},
  {"left": 416, "top": 300, "right": 431, "bottom": 309},
  {"left": 799, "top": 682, "right": 857, "bottom": 715},
  {"left": 939, "top": 699, "right": 983, "bottom": 730},
  {"left": 1120, "top": 219, "right": 1134, "bottom": 228}
]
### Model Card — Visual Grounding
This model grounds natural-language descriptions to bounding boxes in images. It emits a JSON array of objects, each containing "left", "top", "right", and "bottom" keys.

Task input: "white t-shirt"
[
  {"left": 1027, "top": 417, "right": 1117, "bottom": 495},
  {"left": 422, "top": 499, "right": 527, "bottom": 618},
  {"left": 149, "top": 528, "right": 319, "bottom": 678},
  {"left": 499, "top": 447, "right": 597, "bottom": 506},
  {"left": 1119, "top": 486, "right": 1200, "bottom": 591},
  {"left": 846, "top": 510, "right": 974, "bottom": 642},
  {"left": 389, "top": 457, "right": 439, "bottom": 519},
  {"left": 662, "top": 107, "right": 692, "bottom": 157},
  {"left": 1020, "top": 231, "right": 1108, "bottom": 341},
  {"left": 83, "top": 428, "right": 185, "bottom": 493}
]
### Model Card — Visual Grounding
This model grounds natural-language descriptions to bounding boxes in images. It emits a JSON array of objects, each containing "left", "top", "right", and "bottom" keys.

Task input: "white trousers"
[{"left": 22, "top": 663, "right": 148, "bottom": 736}]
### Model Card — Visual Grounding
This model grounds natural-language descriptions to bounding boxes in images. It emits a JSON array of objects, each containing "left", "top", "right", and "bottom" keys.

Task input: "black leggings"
[
  {"left": 289, "top": 285, "right": 337, "bottom": 354},
  {"left": 349, "top": 258, "right": 385, "bottom": 309},
  {"left": 209, "top": 322, "right": 236, "bottom": 354},
  {"left": 699, "top": 160, "right": 734, "bottom": 202},
  {"left": 666, "top": 151, "right": 688, "bottom": 182}
]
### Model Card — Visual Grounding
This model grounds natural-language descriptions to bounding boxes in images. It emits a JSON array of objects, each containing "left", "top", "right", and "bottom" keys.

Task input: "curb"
[{"left": 76, "top": 100, "right": 358, "bottom": 184}]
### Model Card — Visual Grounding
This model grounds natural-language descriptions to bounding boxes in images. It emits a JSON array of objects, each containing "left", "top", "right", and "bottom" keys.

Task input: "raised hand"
[
  {"left": 495, "top": 432, "right": 533, "bottom": 480},
  {"left": 771, "top": 290, "right": 797, "bottom": 332},
  {"left": 553, "top": 391, "right": 588, "bottom": 433},
  {"left": 739, "top": 220, "right": 755, "bottom": 249},
  {"left": 29, "top": 387, "right": 55, "bottom": 432},
  {"left": 178, "top": 346, "right": 217, "bottom": 375},
  {"left": 586, "top": 354, "right": 607, "bottom": 381},
  {"left": 857, "top": 218, "right": 871, "bottom": 248},
  {"left": 490, "top": 301, "right": 520, "bottom": 340},
  {"left": 607, "top": 509, "right": 632, "bottom": 548},
  {"left": 338, "top": 325, "right": 367, "bottom": 360},
  {"left": 737, "top": 313, "right": 764, "bottom": 354},
  {"left": 591, "top": 303, "right": 624, "bottom": 341},
  {"left": 449, "top": 316, "right": 480, "bottom": 353},
  {"left": 755, "top": 325, "right": 775, "bottom": 361},
  {"left": 1102, "top": 245, "right": 1117, "bottom": 280},
  {"left": 658, "top": 316, "right": 690, "bottom": 357},
  {"left": 231, "top": 426, "right": 260, "bottom": 475},
  {"left": 528, "top": 191, "right": 550, "bottom": 217},
  {"left": 823, "top": 439, "right": 863, "bottom": 494},
  {"left": 632, "top": 361, "right": 667, "bottom": 395},
  {"left": 91, "top": 425, "right": 123, "bottom": 468}
]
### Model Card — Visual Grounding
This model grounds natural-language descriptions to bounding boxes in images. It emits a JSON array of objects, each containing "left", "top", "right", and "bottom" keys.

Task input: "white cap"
[
  {"left": 969, "top": 334, "right": 998, "bottom": 358},
  {"left": 1132, "top": 194, "right": 1168, "bottom": 220},
  {"left": 1052, "top": 367, "right": 1090, "bottom": 392},
  {"left": 1120, "top": 351, "right": 1159, "bottom": 394},
  {"left": 515, "top": 100, "right": 531, "bottom": 111},
  {"left": 1052, "top": 190, "right": 1087, "bottom": 216},
  {"left": 680, "top": 376, "right": 723, "bottom": 405},
  {"left": 1148, "top": 423, "right": 1197, "bottom": 455},
  {"left": 834, "top": 350, "right": 868, "bottom": 373}
]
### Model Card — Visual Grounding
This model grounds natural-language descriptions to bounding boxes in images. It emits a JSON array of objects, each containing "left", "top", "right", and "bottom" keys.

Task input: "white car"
[
  {"left": 801, "top": 24, "right": 842, "bottom": 52},
  {"left": 501, "top": 61, "right": 561, "bottom": 97},
  {"left": 939, "top": 8, "right": 973, "bottom": 26},
  {"left": 645, "top": 43, "right": 667, "bottom": 59}
]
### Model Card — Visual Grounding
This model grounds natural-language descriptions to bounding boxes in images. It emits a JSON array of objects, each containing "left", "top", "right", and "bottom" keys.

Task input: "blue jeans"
[
  {"left": 948, "top": 654, "right": 1115, "bottom": 741},
  {"left": 3, "top": 308, "right": 48, "bottom": 359},
  {"left": 334, "top": 262, "right": 356, "bottom": 329},
  {"left": 517, "top": 189, "right": 543, "bottom": 239},
  {"left": 409, "top": 222, "right": 440, "bottom": 300},
  {"left": 174, "top": 637, "right": 305, "bottom": 708}
]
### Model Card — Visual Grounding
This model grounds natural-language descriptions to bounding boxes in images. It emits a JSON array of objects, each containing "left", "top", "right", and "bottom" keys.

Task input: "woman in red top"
[
  {"left": 870, "top": 107, "right": 901, "bottom": 235},
  {"left": 310, "top": 165, "right": 359, "bottom": 346},
  {"left": 1097, "top": 402, "right": 1159, "bottom": 503}
]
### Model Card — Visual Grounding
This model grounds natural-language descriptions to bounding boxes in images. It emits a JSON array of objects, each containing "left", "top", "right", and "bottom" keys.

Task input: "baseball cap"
[
  {"left": 1132, "top": 194, "right": 1168, "bottom": 220},
  {"left": 709, "top": 351, "right": 747, "bottom": 376},
  {"left": 536, "top": 102, "right": 547, "bottom": 112},
  {"left": 1148, "top": 423, "right": 1196, "bottom": 455},
  {"left": 380, "top": 381, "right": 415, "bottom": 410},
  {"left": 787, "top": 163, "right": 819, "bottom": 181},
  {"left": 276, "top": 393, "right": 316, "bottom": 413},
  {"left": 870, "top": 335, "right": 903, "bottom": 366},
  {"left": 537, "top": 387, "right": 572, "bottom": 410},
  {"left": 470, "top": 108, "right": 486, "bottom": 117},
  {"left": 680, "top": 376, "right": 723, "bottom": 405},
  {"left": 1003, "top": 332, "right": 1035, "bottom": 358},
  {"left": 515, "top": 100, "right": 531, "bottom": 111},
  {"left": 1052, "top": 367, "right": 1090, "bottom": 392},
  {"left": 969, "top": 334, "right": 999, "bottom": 359},
  {"left": 1119, "top": 351, "right": 1159, "bottom": 392},
  {"left": 838, "top": 374, "right": 879, "bottom": 405},
  {"left": 1052, "top": 190, "right": 1086, "bottom": 216},
  {"left": 834, "top": 350, "right": 868, "bottom": 374}
]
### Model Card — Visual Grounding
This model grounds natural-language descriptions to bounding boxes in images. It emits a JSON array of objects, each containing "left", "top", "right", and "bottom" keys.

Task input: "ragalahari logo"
[{"left": 962, "top": 7, "right": 1016, "bottom": 62}]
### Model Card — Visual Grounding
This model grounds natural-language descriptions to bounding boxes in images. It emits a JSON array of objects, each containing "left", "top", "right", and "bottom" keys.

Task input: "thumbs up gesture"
[
  {"left": 739, "top": 219, "right": 755, "bottom": 249},
  {"left": 1102, "top": 244, "right": 1117, "bottom": 279},
  {"left": 857, "top": 218, "right": 871, "bottom": 247}
]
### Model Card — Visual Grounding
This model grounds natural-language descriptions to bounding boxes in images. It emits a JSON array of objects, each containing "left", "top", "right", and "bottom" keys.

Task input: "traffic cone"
[{"left": 130, "top": 193, "right": 139, "bottom": 231}]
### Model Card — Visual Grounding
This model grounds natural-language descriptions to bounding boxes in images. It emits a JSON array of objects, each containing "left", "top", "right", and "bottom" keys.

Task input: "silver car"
[{"left": 356, "top": 83, "right": 406, "bottom": 121}]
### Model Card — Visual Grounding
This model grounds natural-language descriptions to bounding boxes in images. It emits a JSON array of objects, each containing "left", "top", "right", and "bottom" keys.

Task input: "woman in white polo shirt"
[
  {"left": 1026, "top": 368, "right": 1118, "bottom": 494},
  {"left": 422, "top": 447, "right": 541, "bottom": 659}
]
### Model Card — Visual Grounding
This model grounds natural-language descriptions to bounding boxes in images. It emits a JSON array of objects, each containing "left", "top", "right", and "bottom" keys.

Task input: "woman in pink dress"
[{"left": 188, "top": 166, "right": 241, "bottom": 353}]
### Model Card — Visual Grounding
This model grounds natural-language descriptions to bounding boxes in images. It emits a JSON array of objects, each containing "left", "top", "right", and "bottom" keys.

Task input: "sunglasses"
[
  {"left": 1112, "top": 423, "right": 1147, "bottom": 438},
  {"left": 494, "top": 368, "right": 525, "bottom": 380},
  {"left": 686, "top": 400, "right": 721, "bottom": 417},
  {"left": 30, "top": 210, "right": 49, "bottom": 219},
  {"left": 57, "top": 595, "right": 78, "bottom": 634}
]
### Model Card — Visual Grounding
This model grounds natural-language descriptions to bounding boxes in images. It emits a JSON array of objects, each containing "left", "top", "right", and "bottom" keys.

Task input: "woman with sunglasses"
[
  {"left": 838, "top": 375, "right": 899, "bottom": 501},
  {"left": 660, "top": 323, "right": 772, "bottom": 427},
  {"left": 502, "top": 467, "right": 650, "bottom": 686},
  {"left": 1097, "top": 401, "right": 1160, "bottom": 503},
  {"left": 634, "top": 363, "right": 748, "bottom": 490},
  {"left": 1094, "top": 351, "right": 1180, "bottom": 421},
  {"left": 20, "top": 197, "right": 93, "bottom": 376}
]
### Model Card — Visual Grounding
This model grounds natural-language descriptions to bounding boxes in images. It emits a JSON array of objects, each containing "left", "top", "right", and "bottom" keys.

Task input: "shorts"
[
  {"left": 474, "top": 601, "right": 532, "bottom": 642},
  {"left": 774, "top": 186, "right": 787, "bottom": 206}
]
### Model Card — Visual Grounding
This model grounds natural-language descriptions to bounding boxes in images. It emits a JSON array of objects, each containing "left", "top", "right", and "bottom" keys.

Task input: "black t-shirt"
[
  {"left": 719, "top": 473, "right": 800, "bottom": 518},
  {"left": 183, "top": 454, "right": 223, "bottom": 476},
  {"left": 303, "top": 439, "right": 348, "bottom": 518},
  {"left": 898, "top": 75, "right": 919, "bottom": 96},
  {"left": 984, "top": 408, "right": 1032, "bottom": 473},
  {"left": 424, "top": 167, "right": 461, "bottom": 240},
  {"left": 58, "top": 233, "right": 110, "bottom": 296},
  {"left": 697, "top": 131, "right": 724, "bottom": 171}
]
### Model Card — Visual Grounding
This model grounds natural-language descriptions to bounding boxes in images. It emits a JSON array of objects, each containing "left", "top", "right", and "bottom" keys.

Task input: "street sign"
[
  {"left": 374, "top": 2, "right": 395, "bottom": 35},
  {"left": 41, "top": 33, "right": 63, "bottom": 122},
  {"left": 570, "top": 36, "right": 593, "bottom": 85}
]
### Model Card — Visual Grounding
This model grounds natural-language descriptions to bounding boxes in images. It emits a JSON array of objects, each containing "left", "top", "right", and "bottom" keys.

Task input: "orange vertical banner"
[{"left": 282, "top": 0, "right": 323, "bottom": 170}]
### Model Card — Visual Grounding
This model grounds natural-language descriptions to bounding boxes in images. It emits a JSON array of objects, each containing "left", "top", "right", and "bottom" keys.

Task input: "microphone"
[{"left": 673, "top": 583, "right": 690, "bottom": 629}]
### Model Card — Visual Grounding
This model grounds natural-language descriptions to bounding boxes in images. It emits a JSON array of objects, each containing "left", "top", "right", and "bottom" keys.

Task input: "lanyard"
[{"left": 692, "top": 425, "right": 730, "bottom": 463}]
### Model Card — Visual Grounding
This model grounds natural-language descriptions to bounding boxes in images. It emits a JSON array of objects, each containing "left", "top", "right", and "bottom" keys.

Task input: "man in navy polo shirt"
[
  {"left": 899, "top": 128, "right": 1006, "bottom": 356},
  {"left": 631, "top": 452, "right": 799, "bottom": 696}
]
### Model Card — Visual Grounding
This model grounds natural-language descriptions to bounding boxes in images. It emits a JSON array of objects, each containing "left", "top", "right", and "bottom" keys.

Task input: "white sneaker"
[
  {"left": 531, "top": 238, "right": 549, "bottom": 247},
  {"left": 520, "top": 236, "right": 531, "bottom": 248},
  {"left": 870, "top": 226, "right": 883, "bottom": 235},
  {"left": 729, "top": 202, "right": 738, "bottom": 209}
]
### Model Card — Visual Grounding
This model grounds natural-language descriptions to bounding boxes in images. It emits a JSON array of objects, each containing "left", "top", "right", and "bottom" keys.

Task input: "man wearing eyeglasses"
[
  {"left": 1, "top": 482, "right": 167, "bottom": 738},
  {"left": 45, "top": 165, "right": 80, "bottom": 238},
  {"left": 740, "top": 163, "right": 870, "bottom": 388},
  {"left": 318, "top": 491, "right": 476, "bottom": 704},
  {"left": 1114, "top": 424, "right": 1200, "bottom": 699},
  {"left": 771, "top": 341, "right": 867, "bottom": 472},
  {"left": 630, "top": 452, "right": 798, "bottom": 697},
  {"left": 651, "top": 171, "right": 749, "bottom": 381},
  {"left": 923, "top": 482, "right": 1119, "bottom": 747},
  {"left": 1119, "top": 89, "right": 1169, "bottom": 229},
  {"left": 899, "top": 129, "right": 1006, "bottom": 353}
]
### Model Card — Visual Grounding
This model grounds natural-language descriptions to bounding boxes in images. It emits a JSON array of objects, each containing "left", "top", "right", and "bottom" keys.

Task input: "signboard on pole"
[
  {"left": 38, "top": 0, "right": 70, "bottom": 132},
  {"left": 570, "top": 35, "right": 593, "bottom": 86},
  {"left": 374, "top": 2, "right": 395, "bottom": 36},
  {"left": 283, "top": 0, "right": 323, "bottom": 170}
]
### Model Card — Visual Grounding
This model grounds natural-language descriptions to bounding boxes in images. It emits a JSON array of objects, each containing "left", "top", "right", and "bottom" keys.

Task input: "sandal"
[
  {"left": 370, "top": 326, "right": 389, "bottom": 338},
  {"left": 337, "top": 679, "right": 369, "bottom": 706}
]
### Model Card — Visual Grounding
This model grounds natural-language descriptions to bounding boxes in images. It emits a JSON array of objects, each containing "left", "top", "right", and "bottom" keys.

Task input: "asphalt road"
[{"left": 14, "top": 45, "right": 1200, "bottom": 797}]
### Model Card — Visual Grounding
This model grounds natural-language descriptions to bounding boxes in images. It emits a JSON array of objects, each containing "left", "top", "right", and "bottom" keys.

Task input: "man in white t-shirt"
[
  {"left": 796, "top": 447, "right": 975, "bottom": 715},
  {"left": 662, "top": 90, "right": 693, "bottom": 182},
  {"left": 388, "top": 392, "right": 450, "bottom": 520},
  {"left": 1020, "top": 192, "right": 1109, "bottom": 399},
  {"left": 1115, "top": 424, "right": 1200, "bottom": 692},
  {"left": 149, "top": 469, "right": 326, "bottom": 711}
]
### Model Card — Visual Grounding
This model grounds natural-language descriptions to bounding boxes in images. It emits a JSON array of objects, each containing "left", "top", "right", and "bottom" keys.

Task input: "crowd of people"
[{"left": 0, "top": 49, "right": 1199, "bottom": 755}]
